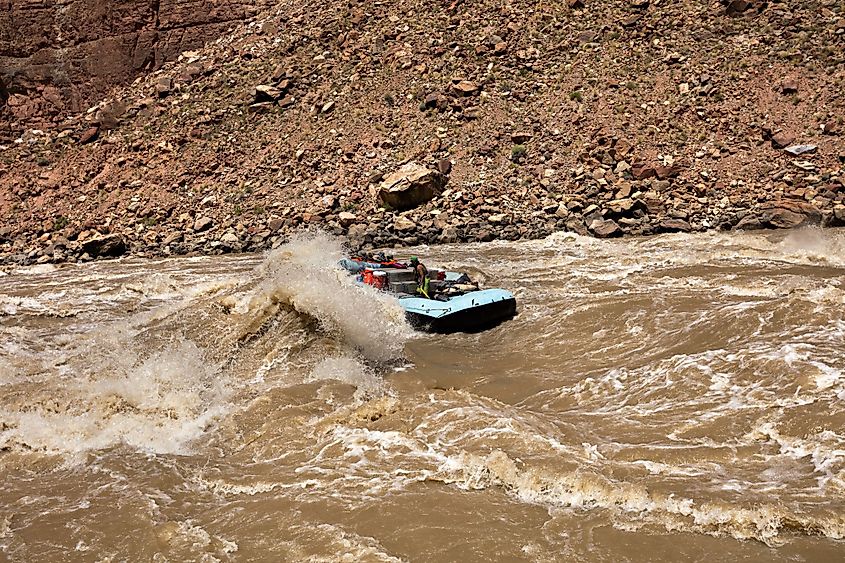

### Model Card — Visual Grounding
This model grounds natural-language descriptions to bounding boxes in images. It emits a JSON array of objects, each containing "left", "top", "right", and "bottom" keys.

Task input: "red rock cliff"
[{"left": 0, "top": 0, "right": 268, "bottom": 134}]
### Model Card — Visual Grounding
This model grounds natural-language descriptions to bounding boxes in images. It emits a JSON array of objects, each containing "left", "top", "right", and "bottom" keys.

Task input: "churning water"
[{"left": 1, "top": 229, "right": 844, "bottom": 561}]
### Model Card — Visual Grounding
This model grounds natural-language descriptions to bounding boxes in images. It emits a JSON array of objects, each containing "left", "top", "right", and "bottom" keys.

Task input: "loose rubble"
[{"left": 1, "top": 0, "right": 844, "bottom": 265}]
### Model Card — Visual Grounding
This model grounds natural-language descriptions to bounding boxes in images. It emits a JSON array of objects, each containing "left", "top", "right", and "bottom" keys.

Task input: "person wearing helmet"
[{"left": 409, "top": 256, "right": 430, "bottom": 298}]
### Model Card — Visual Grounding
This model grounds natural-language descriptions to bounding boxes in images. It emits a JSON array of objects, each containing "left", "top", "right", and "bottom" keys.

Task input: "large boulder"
[
  {"left": 759, "top": 200, "right": 821, "bottom": 229},
  {"left": 377, "top": 163, "right": 447, "bottom": 211},
  {"left": 589, "top": 218, "right": 622, "bottom": 238},
  {"left": 80, "top": 234, "right": 127, "bottom": 258}
]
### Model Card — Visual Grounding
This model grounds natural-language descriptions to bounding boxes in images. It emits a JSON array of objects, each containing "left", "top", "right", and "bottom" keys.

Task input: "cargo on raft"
[{"left": 340, "top": 256, "right": 517, "bottom": 333}]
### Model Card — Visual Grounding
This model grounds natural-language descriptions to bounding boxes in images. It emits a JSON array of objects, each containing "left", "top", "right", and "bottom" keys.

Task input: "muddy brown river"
[{"left": 1, "top": 229, "right": 845, "bottom": 561}]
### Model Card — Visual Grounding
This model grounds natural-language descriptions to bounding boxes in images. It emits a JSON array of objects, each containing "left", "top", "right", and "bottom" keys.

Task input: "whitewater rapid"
[{"left": 1, "top": 228, "right": 844, "bottom": 561}]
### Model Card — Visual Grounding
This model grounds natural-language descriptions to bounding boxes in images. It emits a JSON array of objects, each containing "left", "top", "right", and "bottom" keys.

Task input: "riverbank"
[{"left": 2, "top": 0, "right": 843, "bottom": 265}]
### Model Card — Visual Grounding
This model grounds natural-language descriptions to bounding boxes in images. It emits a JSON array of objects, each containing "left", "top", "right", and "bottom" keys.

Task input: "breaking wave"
[
  {"left": 441, "top": 450, "right": 845, "bottom": 546},
  {"left": 229, "top": 231, "right": 411, "bottom": 363}
]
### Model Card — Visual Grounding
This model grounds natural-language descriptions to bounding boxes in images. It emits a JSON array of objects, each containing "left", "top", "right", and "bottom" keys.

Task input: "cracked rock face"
[{"left": 0, "top": 0, "right": 270, "bottom": 131}]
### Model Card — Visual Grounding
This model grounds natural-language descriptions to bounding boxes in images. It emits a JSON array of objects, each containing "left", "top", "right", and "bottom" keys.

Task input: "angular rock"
[
  {"left": 156, "top": 77, "right": 173, "bottom": 97},
  {"left": 511, "top": 131, "right": 533, "bottom": 144},
  {"left": 271, "top": 65, "right": 288, "bottom": 83},
  {"left": 338, "top": 211, "right": 357, "bottom": 227},
  {"left": 347, "top": 223, "right": 369, "bottom": 243},
  {"left": 654, "top": 165, "right": 682, "bottom": 180},
  {"left": 604, "top": 198, "right": 646, "bottom": 218},
  {"left": 554, "top": 204, "right": 570, "bottom": 219},
  {"left": 452, "top": 80, "right": 479, "bottom": 97},
  {"left": 589, "top": 218, "right": 622, "bottom": 238},
  {"left": 162, "top": 232, "right": 183, "bottom": 245},
  {"left": 631, "top": 163, "right": 656, "bottom": 180},
  {"left": 770, "top": 132, "right": 796, "bottom": 149},
  {"left": 248, "top": 102, "right": 274, "bottom": 114},
  {"left": 657, "top": 218, "right": 691, "bottom": 232},
  {"left": 268, "top": 218, "right": 284, "bottom": 232},
  {"left": 254, "top": 84, "right": 282, "bottom": 103},
  {"left": 423, "top": 92, "right": 448, "bottom": 110},
  {"left": 437, "top": 159, "right": 453, "bottom": 176},
  {"left": 393, "top": 216, "right": 416, "bottom": 232},
  {"left": 79, "top": 126, "right": 100, "bottom": 145},
  {"left": 759, "top": 200, "right": 821, "bottom": 229},
  {"left": 725, "top": 0, "right": 750, "bottom": 17},
  {"left": 783, "top": 145, "right": 817, "bottom": 156},
  {"left": 81, "top": 234, "right": 126, "bottom": 258},
  {"left": 378, "top": 163, "right": 447, "bottom": 211},
  {"left": 835, "top": 205, "right": 845, "bottom": 222},
  {"left": 193, "top": 216, "right": 214, "bottom": 232},
  {"left": 439, "top": 225, "right": 460, "bottom": 243}
]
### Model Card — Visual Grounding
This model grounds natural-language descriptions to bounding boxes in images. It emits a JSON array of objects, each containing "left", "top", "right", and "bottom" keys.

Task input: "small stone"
[
  {"left": 553, "top": 205, "right": 568, "bottom": 219},
  {"left": 394, "top": 216, "right": 416, "bottom": 232},
  {"left": 338, "top": 211, "right": 357, "bottom": 227},
  {"left": 162, "top": 232, "right": 183, "bottom": 245},
  {"left": 771, "top": 132, "right": 796, "bottom": 149},
  {"left": 424, "top": 92, "right": 446, "bottom": 110},
  {"left": 658, "top": 219, "right": 691, "bottom": 232},
  {"left": 511, "top": 131, "right": 533, "bottom": 144},
  {"left": 254, "top": 84, "right": 282, "bottom": 103},
  {"left": 156, "top": 77, "right": 173, "bottom": 97},
  {"left": 654, "top": 165, "right": 681, "bottom": 180},
  {"left": 439, "top": 225, "right": 460, "bottom": 243},
  {"left": 437, "top": 159, "right": 452, "bottom": 175},
  {"left": 780, "top": 80, "right": 798, "bottom": 95},
  {"left": 268, "top": 218, "right": 284, "bottom": 232},
  {"left": 79, "top": 126, "right": 100, "bottom": 145},
  {"left": 248, "top": 102, "right": 273, "bottom": 114},
  {"left": 193, "top": 216, "right": 213, "bottom": 232},
  {"left": 321, "top": 101, "right": 335, "bottom": 113},
  {"left": 631, "top": 163, "right": 656, "bottom": 180},
  {"left": 452, "top": 80, "right": 479, "bottom": 97},
  {"left": 271, "top": 65, "right": 287, "bottom": 83},
  {"left": 725, "top": 0, "right": 751, "bottom": 17}
]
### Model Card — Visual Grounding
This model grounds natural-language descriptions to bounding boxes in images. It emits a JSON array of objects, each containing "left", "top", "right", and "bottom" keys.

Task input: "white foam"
[
  {"left": 0, "top": 341, "right": 229, "bottom": 457},
  {"left": 307, "top": 357, "right": 387, "bottom": 401}
]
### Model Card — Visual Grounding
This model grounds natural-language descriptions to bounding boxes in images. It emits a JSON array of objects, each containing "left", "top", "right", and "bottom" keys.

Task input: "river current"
[{"left": 1, "top": 229, "right": 844, "bottom": 561}]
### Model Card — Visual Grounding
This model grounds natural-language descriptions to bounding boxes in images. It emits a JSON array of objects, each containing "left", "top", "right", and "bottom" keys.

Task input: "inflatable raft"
[{"left": 341, "top": 258, "right": 517, "bottom": 333}]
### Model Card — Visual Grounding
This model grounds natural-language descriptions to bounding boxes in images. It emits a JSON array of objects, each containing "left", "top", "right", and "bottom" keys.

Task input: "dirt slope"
[{"left": 1, "top": 0, "right": 844, "bottom": 264}]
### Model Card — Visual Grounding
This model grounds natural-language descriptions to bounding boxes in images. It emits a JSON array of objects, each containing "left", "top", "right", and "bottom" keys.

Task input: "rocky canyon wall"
[{"left": 0, "top": 0, "right": 268, "bottom": 135}]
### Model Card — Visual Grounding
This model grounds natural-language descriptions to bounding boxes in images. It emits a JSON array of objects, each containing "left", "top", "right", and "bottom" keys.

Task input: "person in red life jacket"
[{"left": 409, "top": 256, "right": 431, "bottom": 298}]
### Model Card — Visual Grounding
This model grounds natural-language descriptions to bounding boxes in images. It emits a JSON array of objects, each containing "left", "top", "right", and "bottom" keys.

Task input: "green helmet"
[{"left": 410, "top": 256, "right": 419, "bottom": 264}]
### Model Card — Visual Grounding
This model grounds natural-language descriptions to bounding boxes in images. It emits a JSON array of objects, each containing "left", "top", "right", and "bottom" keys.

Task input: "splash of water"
[{"left": 233, "top": 231, "right": 412, "bottom": 363}]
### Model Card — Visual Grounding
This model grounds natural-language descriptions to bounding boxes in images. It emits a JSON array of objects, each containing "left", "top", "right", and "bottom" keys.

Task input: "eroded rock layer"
[{"left": 0, "top": 0, "right": 269, "bottom": 131}]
